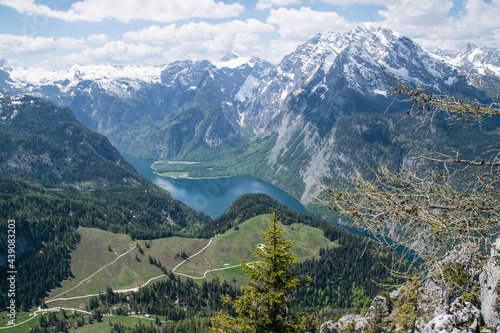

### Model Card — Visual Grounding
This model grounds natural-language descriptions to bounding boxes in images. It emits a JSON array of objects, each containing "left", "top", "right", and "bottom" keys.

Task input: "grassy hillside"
[
  {"left": 175, "top": 214, "right": 336, "bottom": 283},
  {"left": 3, "top": 192, "right": 403, "bottom": 332},
  {"left": 44, "top": 227, "right": 201, "bottom": 309},
  {"left": 46, "top": 213, "right": 335, "bottom": 309}
]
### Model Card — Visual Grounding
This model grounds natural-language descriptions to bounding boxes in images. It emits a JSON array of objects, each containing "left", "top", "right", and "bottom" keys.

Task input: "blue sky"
[{"left": 0, "top": 0, "right": 499, "bottom": 69}]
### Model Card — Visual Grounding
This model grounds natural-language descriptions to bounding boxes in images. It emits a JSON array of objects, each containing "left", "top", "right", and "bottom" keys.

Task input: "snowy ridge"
[
  {"left": 0, "top": 26, "right": 497, "bottom": 207},
  {"left": 0, "top": 27, "right": 497, "bottom": 188},
  {"left": 436, "top": 43, "right": 500, "bottom": 77},
  {"left": 235, "top": 75, "right": 259, "bottom": 102},
  {"left": 7, "top": 64, "right": 164, "bottom": 96}
]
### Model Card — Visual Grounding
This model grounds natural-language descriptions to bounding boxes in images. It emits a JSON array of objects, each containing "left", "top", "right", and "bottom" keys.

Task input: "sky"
[{"left": 0, "top": 0, "right": 499, "bottom": 70}]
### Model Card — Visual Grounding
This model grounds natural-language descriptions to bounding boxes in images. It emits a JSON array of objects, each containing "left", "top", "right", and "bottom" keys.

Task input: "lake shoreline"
[
  {"left": 153, "top": 170, "right": 234, "bottom": 180},
  {"left": 122, "top": 153, "right": 309, "bottom": 219}
]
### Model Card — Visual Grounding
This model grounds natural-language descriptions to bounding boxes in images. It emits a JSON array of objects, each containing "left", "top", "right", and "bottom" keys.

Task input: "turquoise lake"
[{"left": 123, "top": 154, "right": 308, "bottom": 219}]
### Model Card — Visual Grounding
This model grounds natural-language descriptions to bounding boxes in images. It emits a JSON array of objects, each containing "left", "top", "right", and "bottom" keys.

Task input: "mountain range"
[
  {"left": 1, "top": 26, "right": 500, "bottom": 332},
  {"left": 1, "top": 26, "right": 499, "bottom": 207},
  {"left": 0, "top": 94, "right": 212, "bottom": 237}
]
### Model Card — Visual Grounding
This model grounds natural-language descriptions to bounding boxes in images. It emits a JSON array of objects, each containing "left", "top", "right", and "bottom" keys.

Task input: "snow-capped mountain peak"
[
  {"left": 0, "top": 27, "right": 497, "bottom": 159},
  {"left": 2, "top": 63, "right": 165, "bottom": 100},
  {"left": 8, "top": 63, "right": 163, "bottom": 86},
  {"left": 435, "top": 43, "right": 500, "bottom": 77},
  {"left": 0, "top": 59, "right": 12, "bottom": 72},
  {"left": 0, "top": 26, "right": 497, "bottom": 204},
  {"left": 220, "top": 51, "right": 240, "bottom": 62},
  {"left": 215, "top": 51, "right": 259, "bottom": 69}
]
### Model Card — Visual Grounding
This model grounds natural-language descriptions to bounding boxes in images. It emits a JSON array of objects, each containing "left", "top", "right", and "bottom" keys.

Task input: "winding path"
[
  {"left": 0, "top": 307, "right": 91, "bottom": 330},
  {"left": 174, "top": 263, "right": 249, "bottom": 280},
  {"left": 171, "top": 237, "right": 213, "bottom": 272},
  {"left": 46, "top": 245, "right": 137, "bottom": 303},
  {"left": 45, "top": 237, "right": 215, "bottom": 302},
  {"left": 3, "top": 235, "right": 244, "bottom": 329}
]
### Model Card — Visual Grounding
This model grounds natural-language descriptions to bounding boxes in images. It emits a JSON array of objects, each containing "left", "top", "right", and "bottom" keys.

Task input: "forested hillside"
[
  {"left": 0, "top": 96, "right": 401, "bottom": 331},
  {"left": 0, "top": 96, "right": 211, "bottom": 310},
  {"left": 199, "top": 193, "right": 402, "bottom": 311}
]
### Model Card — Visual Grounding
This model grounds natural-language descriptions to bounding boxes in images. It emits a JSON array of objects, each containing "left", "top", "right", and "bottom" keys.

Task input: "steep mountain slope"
[
  {"left": 435, "top": 42, "right": 500, "bottom": 76},
  {"left": 434, "top": 42, "right": 500, "bottom": 97},
  {"left": 0, "top": 95, "right": 135, "bottom": 187},
  {"left": 1, "top": 26, "right": 498, "bottom": 208},
  {"left": 0, "top": 95, "right": 211, "bottom": 232},
  {"left": 0, "top": 95, "right": 213, "bottom": 309}
]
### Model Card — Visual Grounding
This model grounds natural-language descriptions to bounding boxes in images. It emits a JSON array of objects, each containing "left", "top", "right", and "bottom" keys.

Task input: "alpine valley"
[
  {"left": 0, "top": 96, "right": 401, "bottom": 332},
  {"left": 1, "top": 27, "right": 499, "bottom": 208},
  {"left": 1, "top": 26, "right": 500, "bottom": 332}
]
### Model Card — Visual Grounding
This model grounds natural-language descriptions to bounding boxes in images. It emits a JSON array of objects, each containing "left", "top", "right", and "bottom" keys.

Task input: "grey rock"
[
  {"left": 424, "top": 299, "right": 480, "bottom": 333},
  {"left": 320, "top": 296, "right": 391, "bottom": 333},
  {"left": 319, "top": 314, "right": 368, "bottom": 333},
  {"left": 480, "top": 238, "right": 500, "bottom": 327}
]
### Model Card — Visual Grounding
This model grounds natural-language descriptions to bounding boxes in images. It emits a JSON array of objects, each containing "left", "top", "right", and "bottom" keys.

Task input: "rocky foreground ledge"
[{"left": 321, "top": 239, "right": 500, "bottom": 333}]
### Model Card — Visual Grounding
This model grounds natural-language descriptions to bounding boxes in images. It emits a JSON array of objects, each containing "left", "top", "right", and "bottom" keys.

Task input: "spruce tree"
[{"left": 210, "top": 211, "right": 317, "bottom": 333}]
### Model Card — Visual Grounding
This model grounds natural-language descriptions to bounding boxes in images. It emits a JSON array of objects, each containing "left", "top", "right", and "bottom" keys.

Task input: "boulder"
[{"left": 424, "top": 299, "right": 480, "bottom": 333}]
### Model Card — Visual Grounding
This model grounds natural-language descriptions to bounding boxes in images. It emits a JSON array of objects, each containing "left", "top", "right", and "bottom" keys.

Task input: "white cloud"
[
  {"left": 123, "top": 20, "right": 275, "bottom": 63},
  {"left": 267, "top": 7, "right": 353, "bottom": 40},
  {"left": 267, "top": 39, "right": 304, "bottom": 62},
  {"left": 319, "top": 0, "right": 392, "bottom": 5},
  {"left": 378, "top": 0, "right": 454, "bottom": 29},
  {"left": 170, "top": 33, "right": 233, "bottom": 56},
  {"left": 233, "top": 33, "right": 262, "bottom": 53},
  {"left": 374, "top": 0, "right": 500, "bottom": 50},
  {"left": 57, "top": 37, "right": 87, "bottom": 49},
  {"left": 255, "top": 0, "right": 301, "bottom": 10},
  {"left": 0, "top": 0, "right": 245, "bottom": 22},
  {"left": 87, "top": 34, "right": 109, "bottom": 45},
  {"left": 41, "top": 41, "right": 164, "bottom": 68},
  {"left": 124, "top": 24, "right": 176, "bottom": 43},
  {"left": 122, "top": 19, "right": 275, "bottom": 62},
  {"left": 124, "top": 19, "right": 275, "bottom": 43},
  {"left": 315, "top": 0, "right": 500, "bottom": 51},
  {"left": 168, "top": 32, "right": 265, "bottom": 61},
  {"left": 0, "top": 34, "right": 56, "bottom": 54},
  {"left": 83, "top": 41, "right": 163, "bottom": 62},
  {"left": 3, "top": 0, "right": 500, "bottom": 70}
]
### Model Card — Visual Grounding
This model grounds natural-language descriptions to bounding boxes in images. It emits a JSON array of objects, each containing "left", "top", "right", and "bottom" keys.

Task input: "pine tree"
[{"left": 210, "top": 211, "right": 317, "bottom": 333}]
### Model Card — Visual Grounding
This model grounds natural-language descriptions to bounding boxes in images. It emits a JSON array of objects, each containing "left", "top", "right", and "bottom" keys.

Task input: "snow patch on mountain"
[
  {"left": 436, "top": 43, "right": 500, "bottom": 77},
  {"left": 0, "top": 27, "right": 497, "bottom": 208},
  {"left": 322, "top": 53, "right": 336, "bottom": 73},
  {"left": 215, "top": 52, "right": 258, "bottom": 69},
  {"left": 236, "top": 74, "right": 259, "bottom": 102}
]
